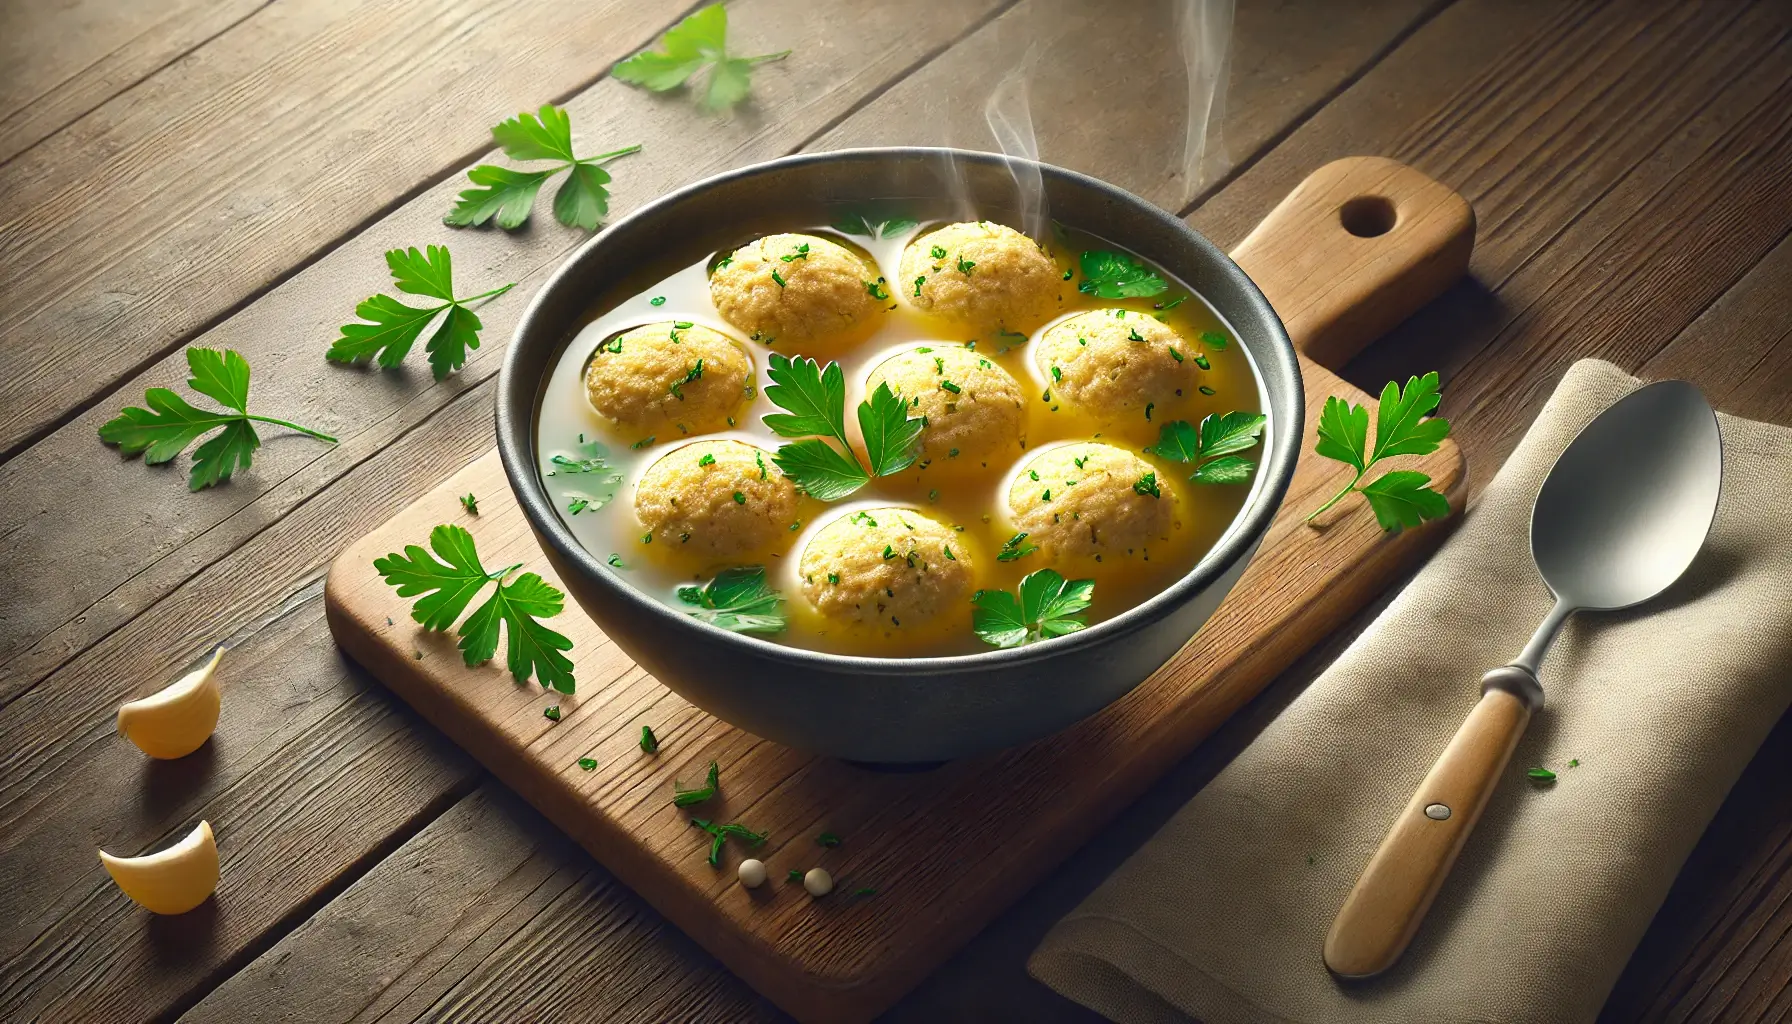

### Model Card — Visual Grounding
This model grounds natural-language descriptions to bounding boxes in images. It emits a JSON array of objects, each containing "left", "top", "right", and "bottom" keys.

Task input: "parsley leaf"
[
  {"left": 374, "top": 524, "right": 576, "bottom": 692},
  {"left": 1307, "top": 372, "right": 1453, "bottom": 531},
  {"left": 1527, "top": 766, "right": 1557, "bottom": 784},
  {"left": 772, "top": 439, "right": 869, "bottom": 501},
  {"left": 1361, "top": 470, "right": 1453, "bottom": 533},
  {"left": 689, "top": 817, "right": 768, "bottom": 866},
  {"left": 613, "top": 4, "right": 790, "bottom": 112},
  {"left": 1147, "top": 410, "right": 1266, "bottom": 485},
  {"left": 1077, "top": 250, "right": 1168, "bottom": 299},
  {"left": 972, "top": 569, "right": 1096, "bottom": 648},
  {"left": 445, "top": 105, "right": 640, "bottom": 230},
  {"left": 763, "top": 354, "right": 849, "bottom": 442},
  {"left": 761, "top": 354, "right": 918, "bottom": 499},
  {"left": 676, "top": 566, "right": 786, "bottom": 634},
  {"left": 100, "top": 347, "right": 337, "bottom": 491},
  {"left": 673, "top": 760, "right": 721, "bottom": 807},
  {"left": 327, "top": 246, "right": 515, "bottom": 379},
  {"left": 858, "top": 382, "right": 924, "bottom": 476}
]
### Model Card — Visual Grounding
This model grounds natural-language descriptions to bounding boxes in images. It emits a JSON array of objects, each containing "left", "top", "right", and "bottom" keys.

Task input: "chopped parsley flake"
[
  {"left": 640, "top": 726, "right": 659, "bottom": 753},
  {"left": 940, "top": 380, "right": 962, "bottom": 394},
  {"left": 816, "top": 831, "right": 841, "bottom": 847},
  {"left": 956, "top": 255, "right": 976, "bottom": 275},
  {"left": 578, "top": 757, "right": 598, "bottom": 770},
  {"left": 650, "top": 296, "right": 666, "bottom": 306},
  {"left": 997, "top": 532, "right": 1038, "bottom": 562},
  {"left": 866, "top": 278, "right": 890, "bottom": 300},
  {"left": 733, "top": 491, "right": 746, "bottom": 504},
  {"left": 631, "top": 437, "right": 655, "bottom": 449},
  {"left": 913, "top": 275, "right": 926, "bottom": 296},
  {"left": 673, "top": 760, "right": 721, "bottom": 807},
  {"left": 697, "top": 453, "right": 716, "bottom": 466},
  {"left": 771, "top": 269, "right": 786, "bottom": 288},
  {"left": 781, "top": 243, "right": 811, "bottom": 262},
  {"left": 930, "top": 245, "right": 947, "bottom": 259},
  {"left": 543, "top": 705, "right": 561, "bottom": 721},
  {"left": 1134, "top": 471, "right": 1161, "bottom": 497}
]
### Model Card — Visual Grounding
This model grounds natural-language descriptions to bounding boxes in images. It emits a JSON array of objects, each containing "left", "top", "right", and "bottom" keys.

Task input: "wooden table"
[{"left": 2, "top": 0, "right": 1788, "bottom": 1020}]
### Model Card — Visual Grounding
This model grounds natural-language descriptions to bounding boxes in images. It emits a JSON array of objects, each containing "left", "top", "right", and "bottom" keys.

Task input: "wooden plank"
[
  {"left": 0, "top": 0, "right": 1010, "bottom": 700},
  {"left": 180, "top": 786, "right": 779, "bottom": 1023},
  {"left": 0, "top": 0, "right": 1443, "bottom": 721},
  {"left": 0, "top": 0, "right": 708, "bottom": 459},
  {"left": 0, "top": 2, "right": 1015, "bottom": 1020},
  {"left": 1595, "top": 233, "right": 1792, "bottom": 1024},
  {"left": 0, "top": 0, "right": 270, "bottom": 165},
  {"left": 813, "top": 0, "right": 1449, "bottom": 209}
]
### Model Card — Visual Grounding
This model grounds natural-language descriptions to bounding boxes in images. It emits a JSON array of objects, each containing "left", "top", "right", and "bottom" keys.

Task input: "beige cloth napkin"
[{"left": 1029, "top": 359, "right": 1792, "bottom": 1024}]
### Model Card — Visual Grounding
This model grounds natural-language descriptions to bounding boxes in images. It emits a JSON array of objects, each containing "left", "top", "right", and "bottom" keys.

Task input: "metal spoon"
[{"left": 1324, "top": 379, "right": 1723, "bottom": 980}]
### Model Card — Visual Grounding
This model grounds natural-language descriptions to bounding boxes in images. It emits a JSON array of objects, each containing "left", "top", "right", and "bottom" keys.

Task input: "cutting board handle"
[{"left": 1229, "top": 156, "right": 1475, "bottom": 369}]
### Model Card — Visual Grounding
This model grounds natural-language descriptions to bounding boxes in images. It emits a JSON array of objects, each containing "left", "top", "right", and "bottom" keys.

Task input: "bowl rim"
[{"left": 496, "top": 146, "right": 1302, "bottom": 678}]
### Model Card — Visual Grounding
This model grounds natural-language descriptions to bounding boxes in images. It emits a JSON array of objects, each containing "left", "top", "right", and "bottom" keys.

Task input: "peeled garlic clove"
[
  {"left": 100, "top": 820, "right": 219, "bottom": 915},
  {"left": 738, "top": 858, "right": 767, "bottom": 888},
  {"left": 803, "top": 867, "right": 834, "bottom": 896},
  {"left": 117, "top": 648, "right": 223, "bottom": 759}
]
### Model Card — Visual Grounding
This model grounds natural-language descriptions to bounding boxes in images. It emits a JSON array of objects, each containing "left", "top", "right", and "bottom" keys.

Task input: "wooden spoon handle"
[{"left": 1323, "top": 669, "right": 1540, "bottom": 979}]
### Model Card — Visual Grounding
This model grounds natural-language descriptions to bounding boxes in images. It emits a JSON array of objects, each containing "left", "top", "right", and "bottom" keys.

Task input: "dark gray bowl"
[{"left": 496, "top": 148, "right": 1302, "bottom": 763}]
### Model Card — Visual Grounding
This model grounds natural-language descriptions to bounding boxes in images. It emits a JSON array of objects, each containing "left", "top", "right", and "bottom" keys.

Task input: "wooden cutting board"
[{"left": 326, "top": 157, "right": 1471, "bottom": 1024}]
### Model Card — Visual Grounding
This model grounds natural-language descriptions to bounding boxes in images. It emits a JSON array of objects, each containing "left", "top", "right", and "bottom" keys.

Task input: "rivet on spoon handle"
[{"left": 1323, "top": 666, "right": 1541, "bottom": 979}]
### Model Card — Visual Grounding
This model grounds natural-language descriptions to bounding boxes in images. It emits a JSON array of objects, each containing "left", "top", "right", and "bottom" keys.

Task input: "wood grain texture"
[
  {"left": 0, "top": 0, "right": 708, "bottom": 459},
  {"left": 0, "top": 0, "right": 1009, "bottom": 702},
  {"left": 1597, "top": 234, "right": 1792, "bottom": 1024},
  {"left": 0, "top": 2, "right": 1014, "bottom": 1020},
  {"left": 0, "top": 3, "right": 1458, "bottom": 1019},
  {"left": 0, "top": 0, "right": 1444, "bottom": 708},
  {"left": 0, "top": 0, "right": 271, "bottom": 165},
  {"left": 181, "top": 785, "right": 779, "bottom": 1023},
  {"left": 0, "top": 0, "right": 1787, "bottom": 1019},
  {"left": 319, "top": 157, "right": 1469, "bottom": 1022}
]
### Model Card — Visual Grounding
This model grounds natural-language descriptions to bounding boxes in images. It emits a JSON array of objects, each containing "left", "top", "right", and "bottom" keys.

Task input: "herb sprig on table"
[
  {"left": 614, "top": 3, "right": 790, "bottom": 112},
  {"left": 374, "top": 524, "right": 575, "bottom": 693},
  {"left": 761, "top": 354, "right": 923, "bottom": 500},
  {"left": 1308, "top": 371, "right": 1453, "bottom": 533},
  {"left": 445, "top": 105, "right": 641, "bottom": 231},
  {"left": 100, "top": 347, "right": 338, "bottom": 491},
  {"left": 972, "top": 569, "right": 1095, "bottom": 649},
  {"left": 327, "top": 246, "right": 514, "bottom": 380},
  {"left": 1146, "top": 410, "right": 1267, "bottom": 484}
]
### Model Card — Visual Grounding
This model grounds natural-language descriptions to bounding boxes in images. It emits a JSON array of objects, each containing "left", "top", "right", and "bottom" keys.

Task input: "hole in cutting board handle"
[{"left": 1340, "top": 195, "right": 1398, "bottom": 238}]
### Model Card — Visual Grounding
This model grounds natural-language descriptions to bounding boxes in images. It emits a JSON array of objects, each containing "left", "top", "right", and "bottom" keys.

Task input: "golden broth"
[{"left": 535, "top": 221, "right": 1265, "bottom": 657}]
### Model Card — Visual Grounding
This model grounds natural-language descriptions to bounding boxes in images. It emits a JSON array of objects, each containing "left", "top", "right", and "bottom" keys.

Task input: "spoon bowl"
[{"left": 1530, "top": 380, "right": 1723, "bottom": 612}]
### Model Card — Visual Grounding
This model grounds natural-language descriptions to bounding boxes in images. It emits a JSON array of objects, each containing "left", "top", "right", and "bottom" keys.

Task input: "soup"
[{"left": 536, "top": 215, "right": 1265, "bottom": 657}]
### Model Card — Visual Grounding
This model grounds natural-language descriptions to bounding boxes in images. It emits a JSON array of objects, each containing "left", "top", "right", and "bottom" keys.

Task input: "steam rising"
[{"left": 944, "top": 0, "right": 1235, "bottom": 238}]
